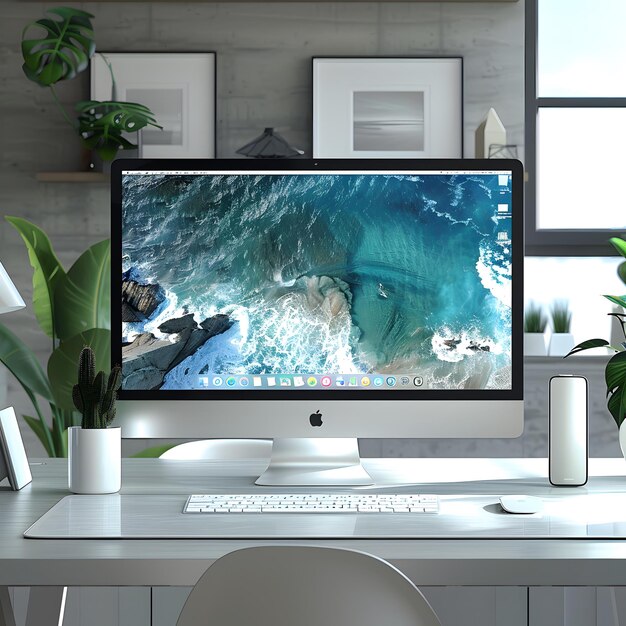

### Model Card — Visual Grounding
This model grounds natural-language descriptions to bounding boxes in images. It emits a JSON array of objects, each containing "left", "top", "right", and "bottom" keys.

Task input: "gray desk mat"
[{"left": 24, "top": 493, "right": 626, "bottom": 539}]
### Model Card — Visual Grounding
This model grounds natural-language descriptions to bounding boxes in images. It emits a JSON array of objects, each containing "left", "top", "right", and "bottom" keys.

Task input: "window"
[{"left": 526, "top": 0, "right": 626, "bottom": 255}]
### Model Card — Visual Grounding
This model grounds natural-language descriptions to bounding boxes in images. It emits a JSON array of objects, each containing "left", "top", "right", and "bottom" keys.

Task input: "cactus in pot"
[{"left": 72, "top": 347, "right": 121, "bottom": 429}]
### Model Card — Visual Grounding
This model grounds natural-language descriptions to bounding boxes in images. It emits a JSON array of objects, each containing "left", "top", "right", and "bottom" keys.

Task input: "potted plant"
[
  {"left": 524, "top": 302, "right": 548, "bottom": 356},
  {"left": 68, "top": 347, "right": 122, "bottom": 494},
  {"left": 548, "top": 300, "right": 574, "bottom": 356},
  {"left": 21, "top": 7, "right": 161, "bottom": 165},
  {"left": 0, "top": 218, "right": 111, "bottom": 457},
  {"left": 565, "top": 237, "right": 626, "bottom": 453}
]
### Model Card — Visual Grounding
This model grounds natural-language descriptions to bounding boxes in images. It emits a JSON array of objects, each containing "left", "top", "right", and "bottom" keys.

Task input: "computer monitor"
[{"left": 112, "top": 159, "right": 523, "bottom": 485}]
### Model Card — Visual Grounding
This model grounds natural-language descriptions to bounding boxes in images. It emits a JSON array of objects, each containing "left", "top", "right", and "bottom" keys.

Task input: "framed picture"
[
  {"left": 313, "top": 57, "right": 463, "bottom": 159},
  {"left": 91, "top": 52, "right": 216, "bottom": 158}
]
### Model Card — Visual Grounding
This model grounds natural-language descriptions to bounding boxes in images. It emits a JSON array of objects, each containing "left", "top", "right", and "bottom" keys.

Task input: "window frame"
[{"left": 525, "top": 0, "right": 626, "bottom": 256}]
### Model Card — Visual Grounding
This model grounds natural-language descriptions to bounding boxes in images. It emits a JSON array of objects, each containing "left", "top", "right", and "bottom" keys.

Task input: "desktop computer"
[{"left": 112, "top": 158, "right": 524, "bottom": 486}]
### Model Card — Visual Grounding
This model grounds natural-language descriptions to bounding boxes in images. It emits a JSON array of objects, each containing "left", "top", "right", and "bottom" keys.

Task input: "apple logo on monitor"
[{"left": 309, "top": 410, "right": 323, "bottom": 427}]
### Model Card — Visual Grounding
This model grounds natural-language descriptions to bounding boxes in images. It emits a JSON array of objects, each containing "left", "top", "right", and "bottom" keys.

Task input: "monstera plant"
[
  {"left": 565, "top": 237, "right": 626, "bottom": 430},
  {"left": 21, "top": 7, "right": 161, "bottom": 161},
  {"left": 0, "top": 218, "right": 111, "bottom": 457}
]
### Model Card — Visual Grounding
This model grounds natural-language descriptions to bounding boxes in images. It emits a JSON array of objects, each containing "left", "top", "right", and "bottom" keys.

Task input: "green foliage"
[
  {"left": 564, "top": 237, "right": 626, "bottom": 429},
  {"left": 77, "top": 101, "right": 162, "bottom": 161},
  {"left": 6, "top": 217, "right": 66, "bottom": 339},
  {"left": 20, "top": 7, "right": 160, "bottom": 161},
  {"left": 131, "top": 444, "right": 179, "bottom": 458},
  {"left": 0, "top": 218, "right": 111, "bottom": 456},
  {"left": 524, "top": 302, "right": 547, "bottom": 333},
  {"left": 21, "top": 7, "right": 95, "bottom": 86},
  {"left": 550, "top": 300, "right": 572, "bottom": 334},
  {"left": 72, "top": 346, "right": 121, "bottom": 429}
]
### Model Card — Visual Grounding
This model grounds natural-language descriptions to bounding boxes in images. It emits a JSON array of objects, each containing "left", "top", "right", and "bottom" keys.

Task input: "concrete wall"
[{"left": 3, "top": 0, "right": 587, "bottom": 460}]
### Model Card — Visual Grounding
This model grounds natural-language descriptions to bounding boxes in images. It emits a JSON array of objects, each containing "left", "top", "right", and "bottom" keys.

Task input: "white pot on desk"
[
  {"left": 68, "top": 426, "right": 121, "bottom": 494},
  {"left": 524, "top": 333, "right": 547, "bottom": 356},
  {"left": 548, "top": 332, "right": 575, "bottom": 356}
]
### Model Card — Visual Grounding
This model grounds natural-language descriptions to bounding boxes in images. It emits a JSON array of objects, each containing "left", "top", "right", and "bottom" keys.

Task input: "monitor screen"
[{"left": 116, "top": 160, "right": 521, "bottom": 403}]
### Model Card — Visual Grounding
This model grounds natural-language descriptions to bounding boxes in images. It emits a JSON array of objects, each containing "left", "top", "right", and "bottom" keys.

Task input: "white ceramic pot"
[
  {"left": 68, "top": 426, "right": 121, "bottom": 494},
  {"left": 524, "top": 333, "right": 547, "bottom": 356},
  {"left": 548, "top": 333, "right": 575, "bottom": 357}
]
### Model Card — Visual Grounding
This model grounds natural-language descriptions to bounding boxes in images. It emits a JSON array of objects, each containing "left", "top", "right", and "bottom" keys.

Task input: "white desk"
[{"left": 3, "top": 457, "right": 626, "bottom": 625}]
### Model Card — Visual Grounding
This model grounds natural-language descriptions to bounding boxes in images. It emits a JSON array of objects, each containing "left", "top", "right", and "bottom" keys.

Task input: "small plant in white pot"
[
  {"left": 548, "top": 300, "right": 574, "bottom": 356},
  {"left": 68, "top": 347, "right": 122, "bottom": 494},
  {"left": 524, "top": 302, "right": 548, "bottom": 356}
]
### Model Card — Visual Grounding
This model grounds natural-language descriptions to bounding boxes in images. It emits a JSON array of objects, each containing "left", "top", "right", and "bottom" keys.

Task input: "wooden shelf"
[{"left": 36, "top": 172, "right": 109, "bottom": 183}]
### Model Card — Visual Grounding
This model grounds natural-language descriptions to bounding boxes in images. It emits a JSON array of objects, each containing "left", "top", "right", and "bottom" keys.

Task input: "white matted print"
[
  {"left": 313, "top": 58, "right": 462, "bottom": 158},
  {"left": 91, "top": 52, "right": 216, "bottom": 158}
]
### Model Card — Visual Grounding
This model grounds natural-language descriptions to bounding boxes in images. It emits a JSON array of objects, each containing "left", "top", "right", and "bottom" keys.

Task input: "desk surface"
[{"left": 3, "top": 457, "right": 626, "bottom": 587}]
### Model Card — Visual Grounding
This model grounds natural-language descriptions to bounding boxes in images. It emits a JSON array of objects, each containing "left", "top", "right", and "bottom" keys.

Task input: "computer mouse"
[{"left": 499, "top": 495, "right": 543, "bottom": 514}]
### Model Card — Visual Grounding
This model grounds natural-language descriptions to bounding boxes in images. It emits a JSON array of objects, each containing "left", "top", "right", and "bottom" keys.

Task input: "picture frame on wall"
[
  {"left": 91, "top": 52, "right": 216, "bottom": 158},
  {"left": 313, "top": 57, "right": 463, "bottom": 159}
]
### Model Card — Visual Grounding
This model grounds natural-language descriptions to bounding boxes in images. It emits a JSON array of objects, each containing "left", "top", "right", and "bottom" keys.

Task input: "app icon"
[
  {"left": 373, "top": 377, "right": 384, "bottom": 387},
  {"left": 293, "top": 376, "right": 305, "bottom": 387},
  {"left": 253, "top": 376, "right": 262, "bottom": 387},
  {"left": 280, "top": 377, "right": 292, "bottom": 387},
  {"left": 212, "top": 376, "right": 223, "bottom": 387},
  {"left": 198, "top": 376, "right": 209, "bottom": 388},
  {"left": 321, "top": 376, "right": 332, "bottom": 387},
  {"left": 267, "top": 377, "right": 276, "bottom": 387},
  {"left": 400, "top": 376, "right": 410, "bottom": 386},
  {"left": 307, "top": 376, "right": 317, "bottom": 387},
  {"left": 361, "top": 376, "right": 371, "bottom": 387},
  {"left": 226, "top": 376, "right": 236, "bottom": 387},
  {"left": 336, "top": 376, "right": 345, "bottom": 387},
  {"left": 239, "top": 376, "right": 249, "bottom": 387},
  {"left": 386, "top": 376, "right": 396, "bottom": 387},
  {"left": 349, "top": 376, "right": 358, "bottom": 387},
  {"left": 413, "top": 376, "right": 423, "bottom": 387}
]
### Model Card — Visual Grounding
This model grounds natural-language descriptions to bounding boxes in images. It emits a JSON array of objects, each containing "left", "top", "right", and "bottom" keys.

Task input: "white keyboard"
[{"left": 184, "top": 493, "right": 439, "bottom": 514}]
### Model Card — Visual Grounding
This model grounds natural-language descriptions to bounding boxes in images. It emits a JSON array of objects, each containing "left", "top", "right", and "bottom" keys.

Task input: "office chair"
[
  {"left": 176, "top": 545, "right": 441, "bottom": 626},
  {"left": 160, "top": 438, "right": 273, "bottom": 460}
]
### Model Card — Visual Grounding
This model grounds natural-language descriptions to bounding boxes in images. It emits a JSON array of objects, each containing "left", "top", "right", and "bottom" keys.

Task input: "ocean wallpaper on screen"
[{"left": 121, "top": 172, "right": 512, "bottom": 390}]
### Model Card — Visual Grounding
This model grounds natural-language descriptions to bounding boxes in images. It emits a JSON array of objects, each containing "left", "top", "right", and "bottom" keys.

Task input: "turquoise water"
[{"left": 122, "top": 172, "right": 512, "bottom": 389}]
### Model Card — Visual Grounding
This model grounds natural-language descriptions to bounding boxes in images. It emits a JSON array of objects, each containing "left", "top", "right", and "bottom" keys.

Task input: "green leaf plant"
[
  {"left": 565, "top": 237, "right": 626, "bottom": 429},
  {"left": 0, "top": 218, "right": 111, "bottom": 456},
  {"left": 21, "top": 7, "right": 161, "bottom": 161}
]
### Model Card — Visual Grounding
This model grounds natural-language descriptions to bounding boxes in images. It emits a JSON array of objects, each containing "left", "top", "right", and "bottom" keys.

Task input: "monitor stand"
[{"left": 255, "top": 438, "right": 374, "bottom": 486}]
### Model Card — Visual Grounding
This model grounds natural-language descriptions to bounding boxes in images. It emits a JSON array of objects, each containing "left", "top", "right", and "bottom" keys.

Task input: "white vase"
[
  {"left": 549, "top": 333, "right": 575, "bottom": 357},
  {"left": 68, "top": 426, "right": 121, "bottom": 494},
  {"left": 524, "top": 333, "right": 547, "bottom": 356}
]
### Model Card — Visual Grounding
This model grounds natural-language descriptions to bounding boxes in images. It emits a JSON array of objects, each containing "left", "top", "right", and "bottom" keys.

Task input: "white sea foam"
[
  {"left": 475, "top": 243, "right": 511, "bottom": 309},
  {"left": 431, "top": 326, "right": 503, "bottom": 363}
]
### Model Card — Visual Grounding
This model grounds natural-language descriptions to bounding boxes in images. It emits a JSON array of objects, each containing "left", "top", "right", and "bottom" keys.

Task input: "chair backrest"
[
  {"left": 176, "top": 545, "right": 441, "bottom": 626},
  {"left": 160, "top": 438, "right": 273, "bottom": 460}
]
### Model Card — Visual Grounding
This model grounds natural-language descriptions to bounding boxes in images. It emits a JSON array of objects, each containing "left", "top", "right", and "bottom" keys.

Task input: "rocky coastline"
[{"left": 121, "top": 273, "right": 232, "bottom": 390}]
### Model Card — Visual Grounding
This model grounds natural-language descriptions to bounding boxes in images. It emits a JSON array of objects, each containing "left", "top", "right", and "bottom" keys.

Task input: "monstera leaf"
[
  {"left": 22, "top": 7, "right": 95, "bottom": 86},
  {"left": 77, "top": 100, "right": 162, "bottom": 161}
]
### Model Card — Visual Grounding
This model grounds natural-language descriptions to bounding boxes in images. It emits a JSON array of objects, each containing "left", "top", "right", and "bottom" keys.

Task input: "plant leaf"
[
  {"left": 54, "top": 239, "right": 111, "bottom": 341},
  {"left": 564, "top": 338, "right": 610, "bottom": 358},
  {"left": 6, "top": 217, "right": 66, "bottom": 339},
  {"left": 47, "top": 328, "right": 111, "bottom": 410},
  {"left": 610, "top": 237, "right": 626, "bottom": 260},
  {"left": 131, "top": 444, "right": 179, "bottom": 458},
  {"left": 608, "top": 386, "right": 626, "bottom": 429},
  {"left": 606, "top": 351, "right": 626, "bottom": 392},
  {"left": 618, "top": 261, "right": 626, "bottom": 287},
  {"left": 76, "top": 100, "right": 162, "bottom": 161},
  {"left": 22, "top": 415, "right": 55, "bottom": 457},
  {"left": 605, "top": 295, "right": 626, "bottom": 309},
  {"left": 0, "top": 322, "right": 54, "bottom": 401},
  {"left": 21, "top": 7, "right": 95, "bottom": 86}
]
